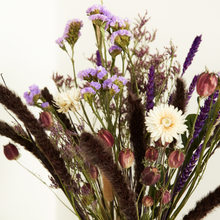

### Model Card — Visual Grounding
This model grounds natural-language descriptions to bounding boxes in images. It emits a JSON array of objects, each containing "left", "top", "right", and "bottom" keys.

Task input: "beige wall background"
[{"left": 0, "top": 0, "right": 220, "bottom": 219}]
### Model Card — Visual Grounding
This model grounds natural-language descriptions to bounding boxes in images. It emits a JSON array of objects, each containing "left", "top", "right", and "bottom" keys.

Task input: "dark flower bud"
[
  {"left": 118, "top": 148, "right": 134, "bottom": 169},
  {"left": 98, "top": 128, "right": 114, "bottom": 148},
  {"left": 140, "top": 167, "right": 161, "bottom": 186},
  {"left": 155, "top": 138, "right": 169, "bottom": 148},
  {"left": 89, "top": 164, "right": 99, "bottom": 180},
  {"left": 142, "top": 195, "right": 154, "bottom": 207},
  {"left": 145, "top": 146, "right": 158, "bottom": 162},
  {"left": 39, "top": 111, "right": 53, "bottom": 128},
  {"left": 156, "top": 188, "right": 171, "bottom": 205},
  {"left": 3, "top": 143, "right": 19, "bottom": 160},
  {"left": 168, "top": 150, "right": 185, "bottom": 168},
  {"left": 196, "top": 72, "right": 218, "bottom": 97}
]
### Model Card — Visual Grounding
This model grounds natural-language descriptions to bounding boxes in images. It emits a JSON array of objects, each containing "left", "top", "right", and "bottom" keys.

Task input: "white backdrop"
[{"left": 1, "top": 0, "right": 220, "bottom": 219}]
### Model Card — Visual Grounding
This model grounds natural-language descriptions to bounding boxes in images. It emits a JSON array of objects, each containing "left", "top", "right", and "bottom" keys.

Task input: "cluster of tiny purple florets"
[
  {"left": 55, "top": 19, "right": 83, "bottom": 48},
  {"left": 86, "top": 4, "right": 132, "bottom": 52},
  {"left": 23, "top": 84, "right": 41, "bottom": 105},
  {"left": 78, "top": 66, "right": 127, "bottom": 98}
]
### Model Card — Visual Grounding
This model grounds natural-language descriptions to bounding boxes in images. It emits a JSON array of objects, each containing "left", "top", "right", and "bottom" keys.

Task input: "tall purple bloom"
[
  {"left": 96, "top": 50, "right": 102, "bottom": 66},
  {"left": 146, "top": 65, "right": 155, "bottom": 115},
  {"left": 186, "top": 75, "right": 198, "bottom": 106},
  {"left": 181, "top": 35, "right": 202, "bottom": 77},
  {"left": 175, "top": 143, "right": 202, "bottom": 194}
]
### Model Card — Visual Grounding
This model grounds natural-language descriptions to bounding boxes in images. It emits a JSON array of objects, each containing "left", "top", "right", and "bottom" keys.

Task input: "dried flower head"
[
  {"left": 146, "top": 104, "right": 187, "bottom": 145},
  {"left": 53, "top": 88, "right": 81, "bottom": 113}
]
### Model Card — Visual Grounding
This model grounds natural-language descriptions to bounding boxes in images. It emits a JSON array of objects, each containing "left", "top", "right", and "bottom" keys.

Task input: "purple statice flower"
[
  {"left": 96, "top": 50, "right": 102, "bottom": 66},
  {"left": 41, "top": 102, "right": 49, "bottom": 108},
  {"left": 90, "top": 81, "right": 101, "bottom": 90},
  {"left": 111, "top": 84, "right": 120, "bottom": 94},
  {"left": 96, "top": 66, "right": 108, "bottom": 79},
  {"left": 62, "top": 19, "right": 83, "bottom": 45},
  {"left": 118, "top": 76, "right": 128, "bottom": 85},
  {"left": 146, "top": 65, "right": 155, "bottom": 115},
  {"left": 102, "top": 75, "right": 117, "bottom": 89},
  {"left": 81, "top": 87, "right": 96, "bottom": 95},
  {"left": 181, "top": 35, "right": 202, "bottom": 77},
  {"left": 106, "top": 15, "right": 131, "bottom": 30},
  {"left": 23, "top": 84, "right": 41, "bottom": 105},
  {"left": 186, "top": 75, "right": 198, "bottom": 106},
  {"left": 110, "top": 29, "right": 133, "bottom": 44},
  {"left": 89, "top": 14, "right": 109, "bottom": 25},
  {"left": 86, "top": 4, "right": 112, "bottom": 18},
  {"left": 175, "top": 143, "right": 203, "bottom": 194},
  {"left": 86, "top": 4, "right": 104, "bottom": 15},
  {"left": 108, "top": 45, "right": 122, "bottom": 54},
  {"left": 55, "top": 37, "right": 64, "bottom": 48},
  {"left": 77, "top": 68, "right": 97, "bottom": 80}
]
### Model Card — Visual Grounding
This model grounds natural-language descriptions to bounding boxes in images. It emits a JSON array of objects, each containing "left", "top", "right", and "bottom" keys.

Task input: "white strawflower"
[
  {"left": 146, "top": 104, "right": 187, "bottom": 145},
  {"left": 54, "top": 88, "right": 81, "bottom": 113}
]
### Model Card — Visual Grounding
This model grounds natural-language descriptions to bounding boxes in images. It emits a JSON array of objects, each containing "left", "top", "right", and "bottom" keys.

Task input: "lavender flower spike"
[
  {"left": 181, "top": 35, "right": 202, "bottom": 77},
  {"left": 146, "top": 65, "right": 155, "bottom": 115},
  {"left": 175, "top": 143, "right": 202, "bottom": 194},
  {"left": 186, "top": 75, "right": 198, "bottom": 106},
  {"left": 96, "top": 50, "right": 102, "bottom": 67}
]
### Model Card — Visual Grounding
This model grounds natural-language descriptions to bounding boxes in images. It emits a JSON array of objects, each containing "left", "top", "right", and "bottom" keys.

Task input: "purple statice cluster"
[
  {"left": 56, "top": 19, "right": 83, "bottom": 48},
  {"left": 108, "top": 45, "right": 122, "bottom": 59},
  {"left": 23, "top": 84, "right": 41, "bottom": 106},
  {"left": 181, "top": 35, "right": 202, "bottom": 77},
  {"left": 86, "top": 4, "right": 132, "bottom": 51},
  {"left": 77, "top": 66, "right": 107, "bottom": 81},
  {"left": 78, "top": 66, "right": 127, "bottom": 101}
]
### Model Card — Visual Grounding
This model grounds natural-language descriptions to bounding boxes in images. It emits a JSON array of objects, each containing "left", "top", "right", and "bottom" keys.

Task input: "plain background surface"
[{"left": 1, "top": 0, "right": 220, "bottom": 219}]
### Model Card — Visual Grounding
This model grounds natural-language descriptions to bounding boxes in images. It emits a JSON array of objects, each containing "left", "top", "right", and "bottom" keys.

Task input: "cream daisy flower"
[
  {"left": 145, "top": 104, "right": 187, "bottom": 145},
  {"left": 54, "top": 88, "right": 81, "bottom": 113}
]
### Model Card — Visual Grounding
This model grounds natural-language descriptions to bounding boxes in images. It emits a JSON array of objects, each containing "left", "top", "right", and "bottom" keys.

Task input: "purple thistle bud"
[
  {"left": 175, "top": 143, "right": 202, "bottom": 194},
  {"left": 96, "top": 50, "right": 102, "bottom": 67},
  {"left": 186, "top": 75, "right": 198, "bottom": 105},
  {"left": 181, "top": 35, "right": 202, "bottom": 77},
  {"left": 146, "top": 65, "right": 155, "bottom": 115}
]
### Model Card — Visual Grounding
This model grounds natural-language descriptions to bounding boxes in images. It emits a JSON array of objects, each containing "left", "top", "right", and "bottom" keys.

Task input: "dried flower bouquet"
[{"left": 1, "top": 3, "right": 220, "bottom": 220}]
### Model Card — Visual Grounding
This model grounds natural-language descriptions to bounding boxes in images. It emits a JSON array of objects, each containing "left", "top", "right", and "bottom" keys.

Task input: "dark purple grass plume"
[
  {"left": 181, "top": 35, "right": 202, "bottom": 77},
  {"left": 183, "top": 185, "right": 220, "bottom": 220},
  {"left": 80, "top": 132, "right": 137, "bottom": 220}
]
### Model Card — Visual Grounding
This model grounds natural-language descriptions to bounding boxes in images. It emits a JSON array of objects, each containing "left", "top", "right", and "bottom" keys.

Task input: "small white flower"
[
  {"left": 146, "top": 104, "right": 187, "bottom": 145},
  {"left": 54, "top": 88, "right": 81, "bottom": 113}
]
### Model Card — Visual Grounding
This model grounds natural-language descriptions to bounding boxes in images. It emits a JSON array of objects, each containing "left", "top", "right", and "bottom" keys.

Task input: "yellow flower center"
[{"left": 161, "top": 117, "right": 172, "bottom": 127}]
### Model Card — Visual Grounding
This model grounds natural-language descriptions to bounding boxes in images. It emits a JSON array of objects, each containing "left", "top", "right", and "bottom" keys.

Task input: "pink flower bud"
[
  {"left": 168, "top": 150, "right": 185, "bottom": 168},
  {"left": 89, "top": 164, "right": 99, "bottom": 180},
  {"left": 39, "top": 111, "right": 53, "bottom": 128},
  {"left": 98, "top": 128, "right": 114, "bottom": 148},
  {"left": 140, "top": 167, "right": 161, "bottom": 186},
  {"left": 145, "top": 147, "right": 158, "bottom": 162},
  {"left": 156, "top": 189, "right": 171, "bottom": 205},
  {"left": 118, "top": 148, "right": 134, "bottom": 169},
  {"left": 196, "top": 72, "right": 218, "bottom": 97},
  {"left": 142, "top": 195, "right": 154, "bottom": 207},
  {"left": 3, "top": 143, "right": 19, "bottom": 160}
]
